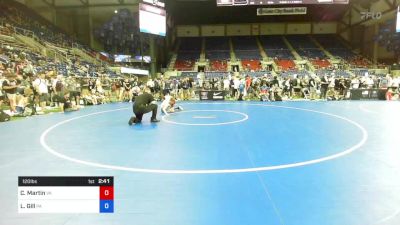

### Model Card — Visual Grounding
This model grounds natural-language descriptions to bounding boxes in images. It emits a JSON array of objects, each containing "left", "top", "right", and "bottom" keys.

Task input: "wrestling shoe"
[
  {"left": 150, "top": 118, "right": 160, "bottom": 123},
  {"left": 128, "top": 116, "right": 135, "bottom": 126},
  {"left": 178, "top": 106, "right": 183, "bottom": 110}
]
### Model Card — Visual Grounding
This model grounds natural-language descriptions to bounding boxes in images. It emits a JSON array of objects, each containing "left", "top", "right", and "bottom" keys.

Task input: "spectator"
[
  {"left": 32, "top": 73, "right": 49, "bottom": 111},
  {"left": 2, "top": 72, "right": 19, "bottom": 114}
]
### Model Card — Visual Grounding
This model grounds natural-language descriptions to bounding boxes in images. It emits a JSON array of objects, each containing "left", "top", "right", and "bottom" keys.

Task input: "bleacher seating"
[
  {"left": 205, "top": 37, "right": 230, "bottom": 51},
  {"left": 311, "top": 59, "right": 331, "bottom": 69},
  {"left": 176, "top": 51, "right": 200, "bottom": 61},
  {"left": 241, "top": 60, "right": 261, "bottom": 71},
  {"left": 206, "top": 51, "right": 230, "bottom": 60},
  {"left": 179, "top": 37, "right": 202, "bottom": 51},
  {"left": 259, "top": 36, "right": 294, "bottom": 60},
  {"left": 174, "top": 60, "right": 194, "bottom": 71},
  {"left": 349, "top": 57, "right": 370, "bottom": 68},
  {"left": 174, "top": 37, "right": 201, "bottom": 71},
  {"left": 210, "top": 60, "right": 227, "bottom": 71},
  {"left": 232, "top": 36, "right": 261, "bottom": 71},
  {"left": 286, "top": 35, "right": 326, "bottom": 59},
  {"left": 205, "top": 37, "right": 230, "bottom": 60},
  {"left": 1, "top": 1, "right": 104, "bottom": 64},
  {"left": 275, "top": 59, "right": 296, "bottom": 70},
  {"left": 176, "top": 37, "right": 201, "bottom": 60},
  {"left": 232, "top": 36, "right": 258, "bottom": 50},
  {"left": 314, "top": 34, "right": 355, "bottom": 60}
]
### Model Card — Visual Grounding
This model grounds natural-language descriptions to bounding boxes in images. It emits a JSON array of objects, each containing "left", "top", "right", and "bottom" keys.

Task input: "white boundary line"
[
  {"left": 359, "top": 103, "right": 379, "bottom": 114},
  {"left": 40, "top": 103, "right": 368, "bottom": 174},
  {"left": 162, "top": 110, "right": 248, "bottom": 126},
  {"left": 375, "top": 207, "right": 400, "bottom": 224}
]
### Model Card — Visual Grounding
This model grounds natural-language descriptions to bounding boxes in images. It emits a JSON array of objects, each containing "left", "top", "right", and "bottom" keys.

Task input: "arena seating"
[
  {"left": 174, "top": 60, "right": 195, "bottom": 71},
  {"left": 205, "top": 37, "right": 230, "bottom": 71},
  {"left": 174, "top": 37, "right": 202, "bottom": 71},
  {"left": 241, "top": 60, "right": 262, "bottom": 71},
  {"left": 235, "top": 50, "right": 261, "bottom": 60},
  {"left": 349, "top": 57, "right": 370, "bottom": 67},
  {"left": 205, "top": 37, "right": 230, "bottom": 60},
  {"left": 176, "top": 37, "right": 201, "bottom": 60},
  {"left": 232, "top": 36, "right": 258, "bottom": 50},
  {"left": 176, "top": 51, "right": 200, "bottom": 61},
  {"left": 275, "top": 59, "right": 296, "bottom": 70},
  {"left": 179, "top": 37, "right": 202, "bottom": 51},
  {"left": 206, "top": 52, "right": 230, "bottom": 60},
  {"left": 286, "top": 35, "right": 326, "bottom": 59},
  {"left": 314, "top": 34, "right": 355, "bottom": 60},
  {"left": 232, "top": 36, "right": 261, "bottom": 61},
  {"left": 210, "top": 60, "right": 227, "bottom": 71},
  {"left": 205, "top": 37, "right": 230, "bottom": 51},
  {"left": 1, "top": 1, "right": 104, "bottom": 64},
  {"left": 260, "top": 36, "right": 295, "bottom": 60},
  {"left": 311, "top": 59, "right": 331, "bottom": 69}
]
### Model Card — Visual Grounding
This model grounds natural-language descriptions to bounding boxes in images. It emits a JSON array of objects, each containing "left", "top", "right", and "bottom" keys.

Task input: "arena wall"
[
  {"left": 176, "top": 22, "right": 338, "bottom": 37},
  {"left": 201, "top": 25, "right": 225, "bottom": 36},
  {"left": 176, "top": 25, "right": 200, "bottom": 37},
  {"left": 259, "top": 23, "right": 285, "bottom": 35},
  {"left": 226, "top": 24, "right": 251, "bottom": 36}
]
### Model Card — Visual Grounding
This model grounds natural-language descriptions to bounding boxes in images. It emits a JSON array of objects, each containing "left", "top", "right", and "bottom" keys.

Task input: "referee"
[{"left": 128, "top": 88, "right": 160, "bottom": 125}]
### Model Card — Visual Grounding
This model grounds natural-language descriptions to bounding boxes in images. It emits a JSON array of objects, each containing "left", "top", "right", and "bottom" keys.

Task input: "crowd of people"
[
  {"left": 209, "top": 73, "right": 399, "bottom": 100},
  {"left": 0, "top": 0, "right": 399, "bottom": 124},
  {"left": 1, "top": 57, "right": 400, "bottom": 122}
]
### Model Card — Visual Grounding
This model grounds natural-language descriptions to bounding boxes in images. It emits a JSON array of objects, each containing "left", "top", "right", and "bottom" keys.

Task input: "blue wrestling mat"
[{"left": 1, "top": 101, "right": 400, "bottom": 225}]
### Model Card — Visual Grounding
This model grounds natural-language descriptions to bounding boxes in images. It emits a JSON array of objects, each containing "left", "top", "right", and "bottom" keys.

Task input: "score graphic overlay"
[{"left": 18, "top": 177, "right": 114, "bottom": 213}]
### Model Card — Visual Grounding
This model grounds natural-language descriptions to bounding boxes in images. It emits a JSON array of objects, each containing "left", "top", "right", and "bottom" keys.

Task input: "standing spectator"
[
  {"left": 351, "top": 76, "right": 360, "bottom": 89},
  {"left": 181, "top": 78, "right": 190, "bottom": 100},
  {"left": 320, "top": 75, "right": 329, "bottom": 99},
  {"left": 2, "top": 72, "right": 19, "bottom": 114},
  {"left": 0, "top": 94, "right": 11, "bottom": 122},
  {"left": 32, "top": 73, "right": 49, "bottom": 111},
  {"left": 53, "top": 74, "right": 65, "bottom": 106},
  {"left": 88, "top": 78, "right": 96, "bottom": 93},
  {"left": 102, "top": 77, "right": 111, "bottom": 102},
  {"left": 146, "top": 78, "right": 155, "bottom": 93},
  {"left": 308, "top": 75, "right": 317, "bottom": 100},
  {"left": 122, "top": 78, "right": 132, "bottom": 102},
  {"left": 223, "top": 77, "right": 230, "bottom": 94},
  {"left": 245, "top": 75, "right": 252, "bottom": 97},
  {"left": 67, "top": 77, "right": 81, "bottom": 107},
  {"left": 116, "top": 78, "right": 124, "bottom": 101}
]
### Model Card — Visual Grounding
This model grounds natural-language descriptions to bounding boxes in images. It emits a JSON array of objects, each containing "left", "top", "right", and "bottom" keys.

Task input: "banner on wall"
[
  {"left": 349, "top": 89, "right": 386, "bottom": 100},
  {"left": 257, "top": 7, "right": 307, "bottom": 16},
  {"left": 199, "top": 91, "right": 226, "bottom": 101},
  {"left": 120, "top": 67, "right": 149, "bottom": 76}
]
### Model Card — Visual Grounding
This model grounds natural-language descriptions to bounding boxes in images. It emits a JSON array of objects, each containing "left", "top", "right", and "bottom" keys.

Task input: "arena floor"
[{"left": 1, "top": 100, "right": 400, "bottom": 225}]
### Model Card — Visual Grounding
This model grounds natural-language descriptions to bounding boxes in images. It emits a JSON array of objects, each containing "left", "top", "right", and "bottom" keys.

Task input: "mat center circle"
[{"left": 162, "top": 109, "right": 249, "bottom": 126}]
